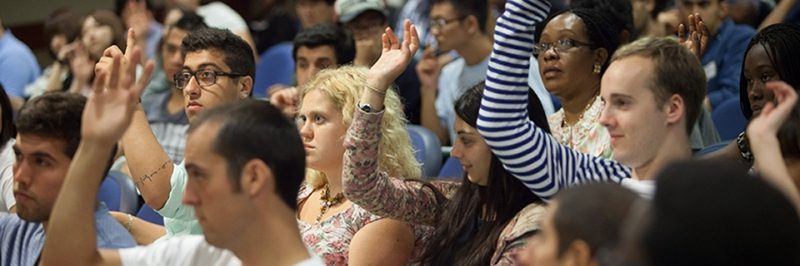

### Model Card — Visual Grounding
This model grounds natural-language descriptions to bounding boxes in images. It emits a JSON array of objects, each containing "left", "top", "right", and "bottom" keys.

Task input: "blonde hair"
[{"left": 298, "top": 66, "right": 421, "bottom": 189}]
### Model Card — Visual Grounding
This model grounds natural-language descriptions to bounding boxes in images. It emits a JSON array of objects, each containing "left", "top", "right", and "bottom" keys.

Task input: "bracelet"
[
  {"left": 365, "top": 85, "right": 386, "bottom": 98},
  {"left": 125, "top": 213, "right": 133, "bottom": 232},
  {"left": 736, "top": 131, "right": 754, "bottom": 163}
]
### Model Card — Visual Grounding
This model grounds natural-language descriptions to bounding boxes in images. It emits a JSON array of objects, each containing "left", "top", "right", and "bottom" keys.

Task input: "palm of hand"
[{"left": 82, "top": 88, "right": 138, "bottom": 143}]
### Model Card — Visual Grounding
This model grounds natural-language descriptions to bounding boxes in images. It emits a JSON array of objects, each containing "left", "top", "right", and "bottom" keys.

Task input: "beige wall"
[{"left": 1, "top": 0, "right": 114, "bottom": 27}]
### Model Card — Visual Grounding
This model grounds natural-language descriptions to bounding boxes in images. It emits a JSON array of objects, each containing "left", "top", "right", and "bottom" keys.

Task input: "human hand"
[
  {"left": 747, "top": 81, "right": 798, "bottom": 138},
  {"left": 678, "top": 13, "right": 709, "bottom": 59},
  {"left": 82, "top": 45, "right": 155, "bottom": 145},
  {"left": 366, "top": 20, "right": 420, "bottom": 93},
  {"left": 270, "top": 87, "right": 299, "bottom": 117},
  {"left": 70, "top": 44, "right": 95, "bottom": 84},
  {"left": 123, "top": 0, "right": 150, "bottom": 41},
  {"left": 416, "top": 46, "right": 440, "bottom": 94}
]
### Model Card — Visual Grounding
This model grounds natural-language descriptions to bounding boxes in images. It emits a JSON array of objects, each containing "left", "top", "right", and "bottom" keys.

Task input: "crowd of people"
[{"left": 1, "top": 0, "right": 800, "bottom": 265}]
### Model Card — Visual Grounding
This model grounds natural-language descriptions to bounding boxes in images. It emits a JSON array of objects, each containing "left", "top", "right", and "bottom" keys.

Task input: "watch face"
[{"left": 360, "top": 103, "right": 372, "bottom": 113}]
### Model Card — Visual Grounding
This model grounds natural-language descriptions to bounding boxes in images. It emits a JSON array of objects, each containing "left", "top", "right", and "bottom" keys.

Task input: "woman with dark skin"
[{"left": 704, "top": 24, "right": 800, "bottom": 165}]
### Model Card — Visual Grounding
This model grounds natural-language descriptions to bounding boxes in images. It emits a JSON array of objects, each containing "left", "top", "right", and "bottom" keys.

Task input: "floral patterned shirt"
[
  {"left": 547, "top": 96, "right": 613, "bottom": 159},
  {"left": 343, "top": 109, "right": 546, "bottom": 265},
  {"left": 297, "top": 184, "right": 431, "bottom": 265}
]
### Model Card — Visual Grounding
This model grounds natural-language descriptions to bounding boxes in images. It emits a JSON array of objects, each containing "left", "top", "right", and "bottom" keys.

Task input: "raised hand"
[
  {"left": 678, "top": 13, "right": 710, "bottom": 59},
  {"left": 270, "top": 86, "right": 299, "bottom": 117},
  {"left": 367, "top": 20, "right": 420, "bottom": 92},
  {"left": 747, "top": 81, "right": 798, "bottom": 137},
  {"left": 82, "top": 39, "right": 155, "bottom": 145},
  {"left": 416, "top": 46, "right": 440, "bottom": 93}
]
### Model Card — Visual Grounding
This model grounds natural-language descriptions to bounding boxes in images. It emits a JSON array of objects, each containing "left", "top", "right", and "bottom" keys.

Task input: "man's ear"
[
  {"left": 465, "top": 15, "right": 481, "bottom": 35},
  {"left": 664, "top": 94, "right": 685, "bottom": 126},
  {"left": 240, "top": 159, "right": 274, "bottom": 197},
  {"left": 239, "top": 76, "right": 253, "bottom": 98},
  {"left": 562, "top": 240, "right": 596, "bottom": 266}
]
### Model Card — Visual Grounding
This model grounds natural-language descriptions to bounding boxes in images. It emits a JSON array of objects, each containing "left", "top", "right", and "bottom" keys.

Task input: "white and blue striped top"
[{"left": 476, "top": 0, "right": 644, "bottom": 201}]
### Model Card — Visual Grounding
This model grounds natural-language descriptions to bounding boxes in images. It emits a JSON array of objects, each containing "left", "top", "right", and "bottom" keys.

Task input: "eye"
[
  {"left": 557, "top": 39, "right": 574, "bottom": 49},
  {"left": 199, "top": 70, "right": 216, "bottom": 82},
  {"left": 313, "top": 114, "right": 326, "bottom": 124},
  {"left": 760, "top": 73, "right": 773, "bottom": 83},
  {"left": 295, "top": 114, "right": 307, "bottom": 126},
  {"left": 459, "top": 137, "right": 472, "bottom": 145},
  {"left": 34, "top": 158, "right": 51, "bottom": 167},
  {"left": 613, "top": 98, "right": 629, "bottom": 108},
  {"left": 297, "top": 61, "right": 309, "bottom": 69}
]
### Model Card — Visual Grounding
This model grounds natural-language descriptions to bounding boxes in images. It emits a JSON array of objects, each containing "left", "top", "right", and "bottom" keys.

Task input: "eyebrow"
[{"left": 182, "top": 63, "right": 224, "bottom": 71}]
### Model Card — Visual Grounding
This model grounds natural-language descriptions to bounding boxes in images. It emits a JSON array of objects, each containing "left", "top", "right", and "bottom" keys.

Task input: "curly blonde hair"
[{"left": 298, "top": 66, "right": 421, "bottom": 189}]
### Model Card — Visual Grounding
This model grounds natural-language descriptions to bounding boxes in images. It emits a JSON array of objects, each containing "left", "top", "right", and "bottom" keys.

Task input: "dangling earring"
[{"left": 593, "top": 63, "right": 601, "bottom": 74}]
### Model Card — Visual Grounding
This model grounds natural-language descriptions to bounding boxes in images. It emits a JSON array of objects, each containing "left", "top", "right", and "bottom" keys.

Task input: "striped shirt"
[{"left": 476, "top": 0, "right": 637, "bottom": 201}]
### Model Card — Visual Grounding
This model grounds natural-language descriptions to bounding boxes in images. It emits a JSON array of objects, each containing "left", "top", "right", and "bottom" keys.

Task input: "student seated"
[{"left": 0, "top": 93, "right": 135, "bottom": 266}]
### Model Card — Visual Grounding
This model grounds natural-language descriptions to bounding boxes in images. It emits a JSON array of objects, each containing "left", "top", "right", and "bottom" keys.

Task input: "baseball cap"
[{"left": 336, "top": 0, "right": 388, "bottom": 23}]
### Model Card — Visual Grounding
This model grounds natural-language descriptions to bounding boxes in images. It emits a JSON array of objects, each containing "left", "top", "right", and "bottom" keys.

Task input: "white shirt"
[
  {"left": 120, "top": 235, "right": 324, "bottom": 266},
  {"left": 0, "top": 139, "right": 15, "bottom": 212},
  {"left": 197, "top": 2, "right": 249, "bottom": 33}
]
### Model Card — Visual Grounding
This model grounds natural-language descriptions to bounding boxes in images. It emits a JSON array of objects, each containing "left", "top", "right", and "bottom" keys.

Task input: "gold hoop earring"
[{"left": 593, "top": 63, "right": 601, "bottom": 74}]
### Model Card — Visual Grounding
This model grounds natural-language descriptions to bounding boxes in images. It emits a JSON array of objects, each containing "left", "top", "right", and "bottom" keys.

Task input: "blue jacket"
[{"left": 701, "top": 19, "right": 755, "bottom": 109}]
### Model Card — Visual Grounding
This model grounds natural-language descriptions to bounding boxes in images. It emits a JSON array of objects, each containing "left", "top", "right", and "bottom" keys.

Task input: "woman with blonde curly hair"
[{"left": 294, "top": 22, "right": 426, "bottom": 265}]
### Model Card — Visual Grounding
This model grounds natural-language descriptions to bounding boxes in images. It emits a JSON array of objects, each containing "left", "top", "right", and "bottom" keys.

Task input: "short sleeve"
[{"left": 156, "top": 162, "right": 203, "bottom": 238}]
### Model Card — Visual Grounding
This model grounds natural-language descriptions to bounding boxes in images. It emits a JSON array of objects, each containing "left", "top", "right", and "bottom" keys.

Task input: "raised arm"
[
  {"left": 41, "top": 45, "right": 155, "bottom": 266},
  {"left": 747, "top": 81, "right": 800, "bottom": 211},
  {"left": 97, "top": 30, "right": 175, "bottom": 210},
  {"left": 475, "top": 0, "right": 631, "bottom": 201},
  {"left": 343, "top": 21, "right": 458, "bottom": 225}
]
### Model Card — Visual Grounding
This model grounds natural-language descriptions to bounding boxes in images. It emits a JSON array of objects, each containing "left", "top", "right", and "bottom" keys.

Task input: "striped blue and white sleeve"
[{"left": 476, "top": 0, "right": 632, "bottom": 201}]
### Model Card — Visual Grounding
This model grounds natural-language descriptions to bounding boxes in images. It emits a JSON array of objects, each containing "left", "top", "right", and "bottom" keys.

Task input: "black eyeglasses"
[
  {"left": 533, "top": 39, "right": 593, "bottom": 55},
  {"left": 173, "top": 69, "right": 244, "bottom": 90},
  {"left": 429, "top": 15, "right": 468, "bottom": 29}
]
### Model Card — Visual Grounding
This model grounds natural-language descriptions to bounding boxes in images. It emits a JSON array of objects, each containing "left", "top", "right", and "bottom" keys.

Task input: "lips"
[
  {"left": 14, "top": 191, "right": 33, "bottom": 202},
  {"left": 542, "top": 66, "right": 563, "bottom": 79},
  {"left": 187, "top": 101, "right": 203, "bottom": 113}
]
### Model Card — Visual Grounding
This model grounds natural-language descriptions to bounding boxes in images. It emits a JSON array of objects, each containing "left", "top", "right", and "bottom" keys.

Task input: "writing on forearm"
[{"left": 135, "top": 160, "right": 170, "bottom": 187}]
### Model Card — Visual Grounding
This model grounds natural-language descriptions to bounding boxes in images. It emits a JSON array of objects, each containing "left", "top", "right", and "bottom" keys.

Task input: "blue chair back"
[
  {"left": 254, "top": 42, "right": 295, "bottom": 98},
  {"left": 98, "top": 171, "right": 139, "bottom": 214},
  {"left": 694, "top": 141, "right": 730, "bottom": 157},
  {"left": 711, "top": 98, "right": 748, "bottom": 141},
  {"left": 407, "top": 125, "right": 442, "bottom": 177},
  {"left": 437, "top": 156, "right": 464, "bottom": 181},
  {"left": 136, "top": 204, "right": 164, "bottom": 226}
]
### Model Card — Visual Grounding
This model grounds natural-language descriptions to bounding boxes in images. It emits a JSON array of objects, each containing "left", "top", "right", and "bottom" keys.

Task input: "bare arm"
[
  {"left": 97, "top": 30, "right": 174, "bottom": 210},
  {"left": 417, "top": 47, "right": 450, "bottom": 145},
  {"left": 747, "top": 81, "right": 800, "bottom": 211},
  {"left": 348, "top": 219, "right": 415, "bottom": 265},
  {"left": 42, "top": 42, "right": 155, "bottom": 266},
  {"left": 110, "top": 211, "right": 166, "bottom": 245},
  {"left": 759, "top": 0, "right": 798, "bottom": 30}
]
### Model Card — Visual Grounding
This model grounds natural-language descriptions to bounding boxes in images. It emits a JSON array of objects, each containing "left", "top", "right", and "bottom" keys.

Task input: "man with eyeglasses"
[
  {"left": 98, "top": 27, "right": 255, "bottom": 241},
  {"left": 336, "top": 0, "right": 423, "bottom": 124},
  {"left": 417, "top": 0, "right": 493, "bottom": 145}
]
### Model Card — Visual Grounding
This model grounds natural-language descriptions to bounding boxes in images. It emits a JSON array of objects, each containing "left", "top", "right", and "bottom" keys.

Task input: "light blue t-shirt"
[
  {"left": 435, "top": 56, "right": 490, "bottom": 143},
  {"left": 0, "top": 31, "right": 40, "bottom": 99},
  {"left": 0, "top": 202, "right": 135, "bottom": 266},
  {"left": 157, "top": 161, "right": 203, "bottom": 240}
]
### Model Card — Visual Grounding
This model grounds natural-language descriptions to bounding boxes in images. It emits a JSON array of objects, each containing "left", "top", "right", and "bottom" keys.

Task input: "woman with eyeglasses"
[{"left": 535, "top": 8, "right": 622, "bottom": 158}]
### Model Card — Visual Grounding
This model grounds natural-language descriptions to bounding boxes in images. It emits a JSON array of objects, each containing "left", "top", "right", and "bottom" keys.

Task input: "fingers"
[
  {"left": 688, "top": 14, "right": 696, "bottom": 35},
  {"left": 767, "top": 81, "right": 798, "bottom": 104},
  {"left": 122, "top": 47, "right": 143, "bottom": 88},
  {"left": 132, "top": 59, "right": 155, "bottom": 100},
  {"left": 409, "top": 24, "right": 420, "bottom": 55},
  {"left": 386, "top": 27, "right": 400, "bottom": 49},
  {"left": 677, "top": 23, "right": 685, "bottom": 42},
  {"left": 107, "top": 54, "right": 122, "bottom": 90},
  {"left": 92, "top": 71, "right": 108, "bottom": 96},
  {"left": 125, "top": 28, "right": 136, "bottom": 56},
  {"left": 381, "top": 31, "right": 390, "bottom": 52}
]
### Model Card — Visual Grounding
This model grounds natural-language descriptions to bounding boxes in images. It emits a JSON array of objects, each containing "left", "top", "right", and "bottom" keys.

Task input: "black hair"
[
  {"left": 644, "top": 159, "right": 800, "bottom": 266},
  {"left": 553, "top": 182, "right": 639, "bottom": 257},
  {"left": 172, "top": 11, "right": 207, "bottom": 32},
  {"left": 431, "top": 0, "right": 489, "bottom": 34},
  {"left": 188, "top": 100, "right": 306, "bottom": 210},
  {"left": 0, "top": 84, "right": 15, "bottom": 145},
  {"left": 739, "top": 23, "right": 800, "bottom": 120},
  {"left": 16, "top": 93, "right": 85, "bottom": 158},
  {"left": 537, "top": 8, "right": 622, "bottom": 75},
  {"left": 181, "top": 27, "right": 256, "bottom": 88},
  {"left": 417, "top": 83, "right": 548, "bottom": 265},
  {"left": 114, "top": 0, "right": 154, "bottom": 15},
  {"left": 292, "top": 23, "right": 355, "bottom": 66},
  {"left": 569, "top": 0, "right": 635, "bottom": 41},
  {"left": 43, "top": 7, "right": 81, "bottom": 58}
]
